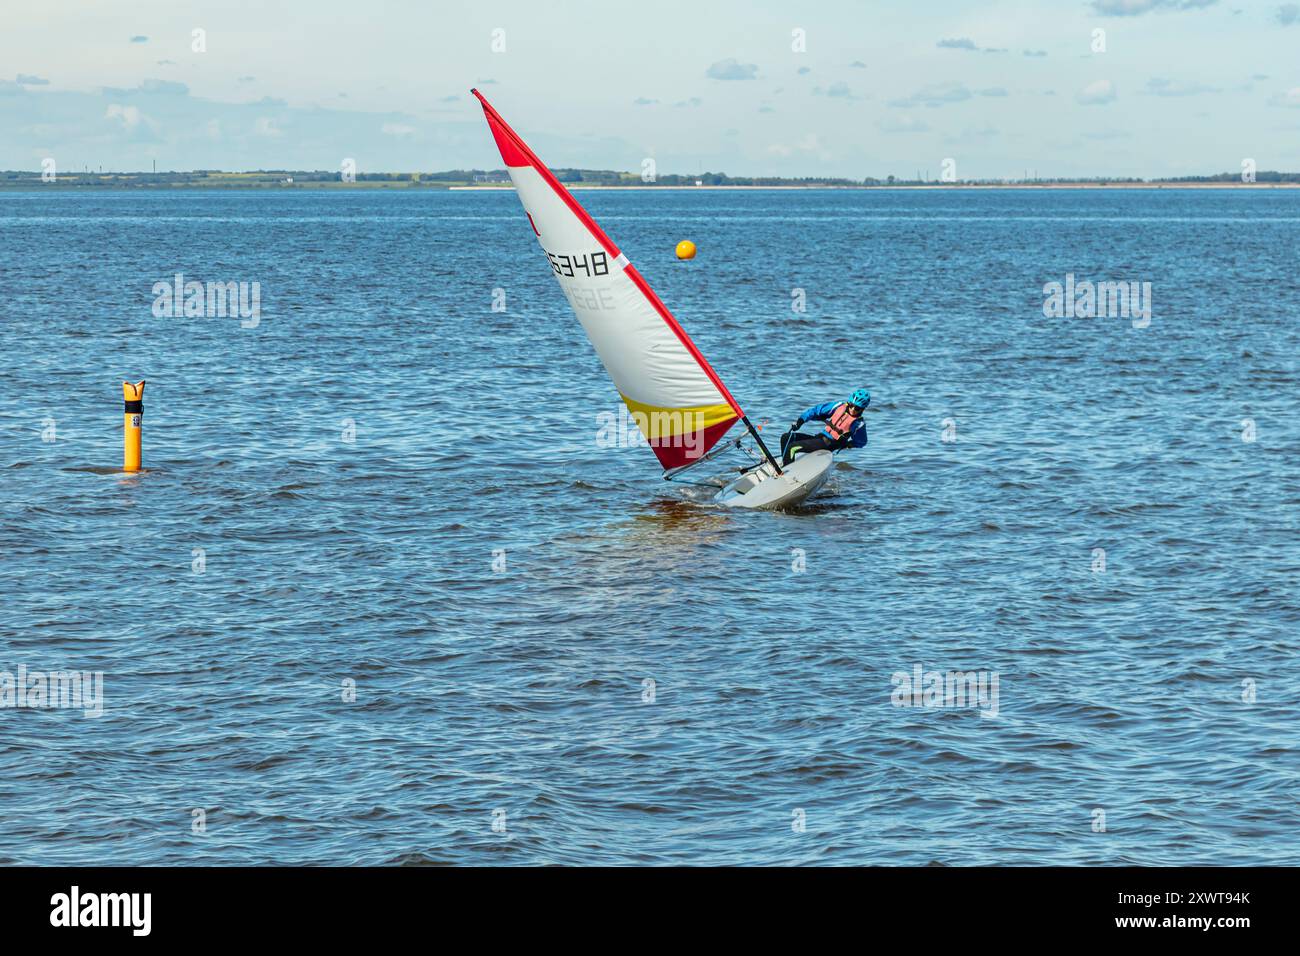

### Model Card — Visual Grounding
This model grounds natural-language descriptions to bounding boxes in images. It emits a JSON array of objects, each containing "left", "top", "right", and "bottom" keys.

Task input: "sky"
[{"left": 2, "top": 0, "right": 1299, "bottom": 179}]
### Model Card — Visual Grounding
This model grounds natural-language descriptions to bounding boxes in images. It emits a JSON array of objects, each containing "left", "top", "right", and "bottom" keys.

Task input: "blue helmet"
[{"left": 849, "top": 388, "right": 871, "bottom": 410}]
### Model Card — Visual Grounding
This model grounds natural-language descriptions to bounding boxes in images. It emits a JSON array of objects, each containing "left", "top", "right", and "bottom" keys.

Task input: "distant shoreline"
[
  {"left": 5, "top": 180, "right": 1298, "bottom": 191},
  {"left": 5, "top": 168, "right": 1298, "bottom": 191},
  {"left": 454, "top": 182, "right": 1300, "bottom": 191}
]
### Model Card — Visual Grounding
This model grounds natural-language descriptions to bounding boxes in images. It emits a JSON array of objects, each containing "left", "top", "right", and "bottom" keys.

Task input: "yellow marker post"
[{"left": 123, "top": 380, "right": 145, "bottom": 472}]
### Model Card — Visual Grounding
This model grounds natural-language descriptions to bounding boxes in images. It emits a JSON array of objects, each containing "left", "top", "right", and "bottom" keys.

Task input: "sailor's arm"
[{"left": 797, "top": 401, "right": 838, "bottom": 425}]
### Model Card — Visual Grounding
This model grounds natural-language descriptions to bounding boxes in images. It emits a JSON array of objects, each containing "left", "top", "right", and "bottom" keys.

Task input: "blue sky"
[{"left": 2, "top": 0, "right": 1299, "bottom": 177}]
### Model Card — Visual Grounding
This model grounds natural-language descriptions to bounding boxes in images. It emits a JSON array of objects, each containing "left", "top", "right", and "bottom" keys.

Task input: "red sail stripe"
[
  {"left": 471, "top": 88, "right": 746, "bottom": 422},
  {"left": 648, "top": 415, "right": 740, "bottom": 471}
]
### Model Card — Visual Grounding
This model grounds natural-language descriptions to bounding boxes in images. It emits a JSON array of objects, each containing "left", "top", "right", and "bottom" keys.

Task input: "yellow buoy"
[
  {"left": 675, "top": 240, "right": 697, "bottom": 260},
  {"left": 123, "top": 380, "right": 145, "bottom": 472}
]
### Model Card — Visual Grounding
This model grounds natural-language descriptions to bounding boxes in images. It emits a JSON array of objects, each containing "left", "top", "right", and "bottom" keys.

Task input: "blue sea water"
[{"left": 1, "top": 186, "right": 1297, "bottom": 865}]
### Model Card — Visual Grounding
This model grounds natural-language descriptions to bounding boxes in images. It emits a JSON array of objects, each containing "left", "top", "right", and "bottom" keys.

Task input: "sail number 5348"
[{"left": 547, "top": 250, "right": 609, "bottom": 278}]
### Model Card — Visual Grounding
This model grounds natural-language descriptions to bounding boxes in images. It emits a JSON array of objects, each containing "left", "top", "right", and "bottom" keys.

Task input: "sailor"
[{"left": 782, "top": 388, "right": 870, "bottom": 465}]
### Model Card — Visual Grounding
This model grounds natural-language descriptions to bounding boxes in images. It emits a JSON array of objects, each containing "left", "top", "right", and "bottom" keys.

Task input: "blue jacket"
[{"left": 799, "top": 401, "right": 868, "bottom": 449}]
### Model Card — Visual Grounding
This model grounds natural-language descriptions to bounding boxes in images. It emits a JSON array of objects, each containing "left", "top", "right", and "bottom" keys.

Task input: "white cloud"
[
  {"left": 938, "top": 37, "right": 1007, "bottom": 53},
  {"left": 1090, "top": 0, "right": 1217, "bottom": 15},
  {"left": 1268, "top": 86, "right": 1300, "bottom": 107},
  {"left": 1077, "top": 79, "right": 1117, "bottom": 104},
  {"left": 766, "top": 133, "right": 826, "bottom": 158},
  {"left": 815, "top": 82, "right": 856, "bottom": 99},
  {"left": 104, "top": 102, "right": 161, "bottom": 142},
  {"left": 889, "top": 82, "right": 972, "bottom": 108},
  {"left": 706, "top": 58, "right": 758, "bottom": 81},
  {"left": 1145, "top": 77, "right": 1219, "bottom": 96},
  {"left": 105, "top": 103, "right": 143, "bottom": 128}
]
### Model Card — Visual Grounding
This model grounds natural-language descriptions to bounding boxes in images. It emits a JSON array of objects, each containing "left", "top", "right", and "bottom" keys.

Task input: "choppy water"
[{"left": 2, "top": 187, "right": 1297, "bottom": 865}]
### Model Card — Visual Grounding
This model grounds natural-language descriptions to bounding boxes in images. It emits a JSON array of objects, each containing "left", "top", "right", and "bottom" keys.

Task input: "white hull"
[{"left": 714, "top": 450, "right": 834, "bottom": 510}]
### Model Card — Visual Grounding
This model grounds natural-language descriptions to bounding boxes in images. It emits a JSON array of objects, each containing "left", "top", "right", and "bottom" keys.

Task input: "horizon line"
[{"left": 5, "top": 167, "right": 1299, "bottom": 184}]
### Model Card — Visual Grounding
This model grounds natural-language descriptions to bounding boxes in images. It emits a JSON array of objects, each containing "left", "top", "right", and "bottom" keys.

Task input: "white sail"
[{"left": 473, "top": 89, "right": 744, "bottom": 471}]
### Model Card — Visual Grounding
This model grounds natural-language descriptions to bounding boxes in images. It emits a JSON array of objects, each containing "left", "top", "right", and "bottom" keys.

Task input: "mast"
[{"left": 743, "top": 418, "right": 782, "bottom": 475}]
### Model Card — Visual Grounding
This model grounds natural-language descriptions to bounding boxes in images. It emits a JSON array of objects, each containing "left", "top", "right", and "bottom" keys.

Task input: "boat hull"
[{"left": 713, "top": 450, "right": 834, "bottom": 510}]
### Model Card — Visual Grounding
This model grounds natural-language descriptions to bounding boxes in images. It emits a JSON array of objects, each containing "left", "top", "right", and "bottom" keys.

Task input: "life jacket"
[{"left": 823, "top": 402, "right": 858, "bottom": 442}]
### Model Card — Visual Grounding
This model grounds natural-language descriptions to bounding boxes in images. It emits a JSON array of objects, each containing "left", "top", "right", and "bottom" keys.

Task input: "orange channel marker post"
[{"left": 122, "top": 380, "right": 145, "bottom": 472}]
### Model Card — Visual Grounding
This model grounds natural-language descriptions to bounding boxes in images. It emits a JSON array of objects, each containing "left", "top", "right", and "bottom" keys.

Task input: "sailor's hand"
[{"left": 791, "top": 419, "right": 804, "bottom": 431}]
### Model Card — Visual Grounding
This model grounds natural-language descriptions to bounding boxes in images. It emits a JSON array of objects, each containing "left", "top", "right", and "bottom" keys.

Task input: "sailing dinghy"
[{"left": 472, "top": 89, "right": 832, "bottom": 510}]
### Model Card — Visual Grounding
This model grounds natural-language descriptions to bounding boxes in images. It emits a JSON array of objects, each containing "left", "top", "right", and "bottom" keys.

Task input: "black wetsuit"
[{"left": 781, "top": 430, "right": 844, "bottom": 465}]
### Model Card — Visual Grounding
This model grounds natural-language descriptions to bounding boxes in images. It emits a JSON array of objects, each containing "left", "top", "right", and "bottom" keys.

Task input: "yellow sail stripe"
[{"left": 619, "top": 393, "right": 737, "bottom": 440}]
